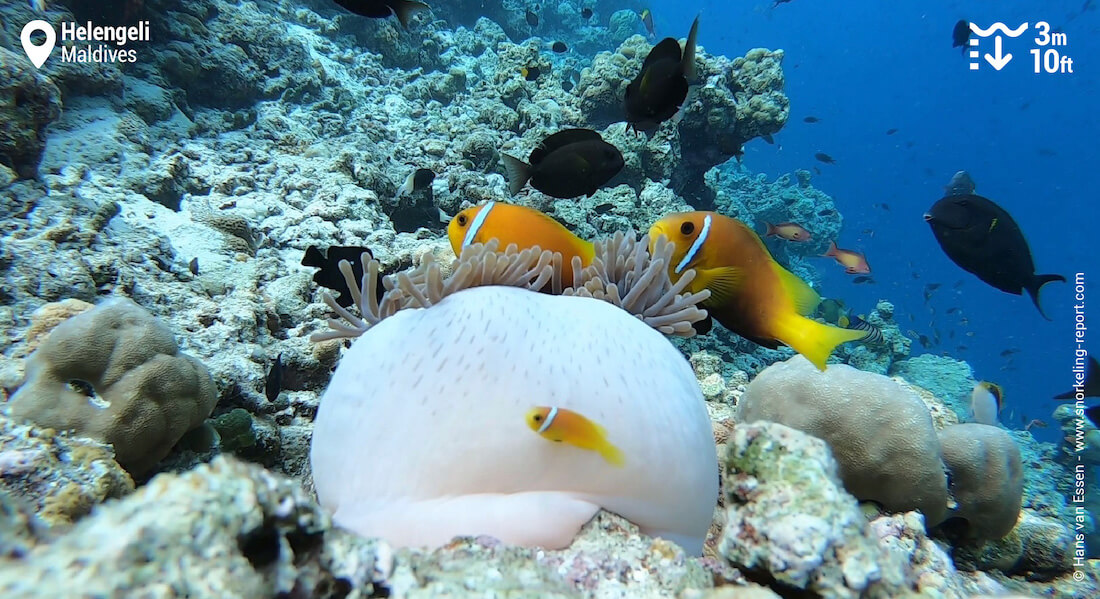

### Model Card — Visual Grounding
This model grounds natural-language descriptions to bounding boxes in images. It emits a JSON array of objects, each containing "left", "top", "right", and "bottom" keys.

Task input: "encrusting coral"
[{"left": 309, "top": 233, "right": 719, "bottom": 554}]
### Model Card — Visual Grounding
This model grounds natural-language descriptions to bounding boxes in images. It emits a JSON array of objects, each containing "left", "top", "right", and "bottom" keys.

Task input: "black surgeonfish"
[
  {"left": 501, "top": 129, "right": 624, "bottom": 198},
  {"left": 623, "top": 15, "right": 699, "bottom": 133},
  {"left": 952, "top": 20, "right": 971, "bottom": 54},
  {"left": 1054, "top": 356, "right": 1100, "bottom": 399},
  {"left": 924, "top": 172, "right": 1064, "bottom": 319},
  {"left": 334, "top": 0, "right": 430, "bottom": 28}
]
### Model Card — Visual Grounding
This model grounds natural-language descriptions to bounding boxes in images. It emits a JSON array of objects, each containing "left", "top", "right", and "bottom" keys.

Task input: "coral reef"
[
  {"left": 0, "top": 413, "right": 132, "bottom": 527},
  {"left": 0, "top": 456, "right": 716, "bottom": 598},
  {"left": 9, "top": 298, "right": 218, "bottom": 475},
  {"left": 574, "top": 38, "right": 788, "bottom": 201},
  {"left": 939, "top": 423, "right": 1024, "bottom": 541},
  {"left": 719, "top": 420, "right": 968, "bottom": 598},
  {"left": 0, "top": 48, "right": 62, "bottom": 178},
  {"left": 737, "top": 355, "right": 950, "bottom": 526},
  {"left": 0, "top": 0, "right": 1091, "bottom": 595},
  {"left": 890, "top": 354, "right": 976, "bottom": 419}
]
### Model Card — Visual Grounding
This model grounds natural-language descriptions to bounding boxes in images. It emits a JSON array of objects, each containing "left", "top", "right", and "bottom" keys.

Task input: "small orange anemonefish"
[{"left": 525, "top": 406, "right": 624, "bottom": 467}]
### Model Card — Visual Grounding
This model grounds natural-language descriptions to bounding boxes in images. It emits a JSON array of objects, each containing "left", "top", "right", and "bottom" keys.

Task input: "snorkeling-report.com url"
[{"left": 1071, "top": 271, "right": 1088, "bottom": 580}]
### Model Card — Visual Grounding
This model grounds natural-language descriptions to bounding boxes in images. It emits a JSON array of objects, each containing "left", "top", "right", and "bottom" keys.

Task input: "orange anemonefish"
[
  {"left": 649, "top": 211, "right": 865, "bottom": 370},
  {"left": 822, "top": 241, "right": 871, "bottom": 274},
  {"left": 764, "top": 222, "right": 812, "bottom": 242},
  {"left": 525, "top": 406, "right": 625, "bottom": 466},
  {"left": 447, "top": 201, "right": 595, "bottom": 284}
]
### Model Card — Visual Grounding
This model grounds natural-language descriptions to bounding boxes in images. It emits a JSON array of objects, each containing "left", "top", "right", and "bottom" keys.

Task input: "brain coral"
[
  {"left": 310, "top": 238, "right": 718, "bottom": 554},
  {"left": 736, "top": 356, "right": 949, "bottom": 527},
  {"left": 938, "top": 423, "right": 1023, "bottom": 540}
]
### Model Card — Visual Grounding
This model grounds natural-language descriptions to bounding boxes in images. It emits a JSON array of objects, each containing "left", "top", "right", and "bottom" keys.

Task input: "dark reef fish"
[
  {"left": 501, "top": 128, "right": 624, "bottom": 198},
  {"left": 526, "top": 9, "right": 539, "bottom": 27},
  {"left": 1054, "top": 355, "right": 1100, "bottom": 399},
  {"left": 396, "top": 168, "right": 435, "bottom": 197},
  {"left": 552, "top": 41, "right": 568, "bottom": 53},
  {"left": 581, "top": 8, "right": 593, "bottom": 20},
  {"left": 623, "top": 15, "right": 699, "bottom": 133},
  {"left": 266, "top": 353, "right": 283, "bottom": 402},
  {"left": 803, "top": 116, "right": 820, "bottom": 123},
  {"left": 886, "top": 128, "right": 899, "bottom": 135},
  {"left": 188, "top": 257, "right": 199, "bottom": 275},
  {"left": 334, "top": 0, "right": 430, "bottom": 29},
  {"left": 301, "top": 245, "right": 385, "bottom": 308},
  {"left": 952, "top": 20, "right": 971, "bottom": 54},
  {"left": 814, "top": 152, "right": 835, "bottom": 164},
  {"left": 924, "top": 172, "right": 1065, "bottom": 319},
  {"left": 521, "top": 66, "right": 542, "bottom": 81}
]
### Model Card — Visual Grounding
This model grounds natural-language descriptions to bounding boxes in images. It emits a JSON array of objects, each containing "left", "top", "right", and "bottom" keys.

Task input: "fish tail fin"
[
  {"left": 392, "top": 0, "right": 431, "bottom": 28},
  {"left": 501, "top": 154, "right": 531, "bottom": 196},
  {"left": 771, "top": 313, "right": 865, "bottom": 371},
  {"left": 681, "top": 14, "right": 701, "bottom": 81},
  {"left": 822, "top": 240, "right": 838, "bottom": 258},
  {"left": 597, "top": 440, "right": 626, "bottom": 467},
  {"left": 763, "top": 222, "right": 775, "bottom": 237},
  {"left": 1025, "top": 273, "right": 1066, "bottom": 320}
]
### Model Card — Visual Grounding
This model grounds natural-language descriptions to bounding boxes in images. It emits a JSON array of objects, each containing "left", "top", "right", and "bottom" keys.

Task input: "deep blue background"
[{"left": 649, "top": 0, "right": 1098, "bottom": 441}]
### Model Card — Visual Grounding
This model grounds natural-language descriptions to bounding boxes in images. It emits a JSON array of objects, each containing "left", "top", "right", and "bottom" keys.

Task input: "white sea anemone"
[{"left": 309, "top": 235, "right": 718, "bottom": 554}]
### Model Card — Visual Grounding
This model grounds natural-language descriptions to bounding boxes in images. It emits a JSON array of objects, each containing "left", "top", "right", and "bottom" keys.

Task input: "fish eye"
[
  {"left": 680, "top": 221, "right": 695, "bottom": 235},
  {"left": 533, "top": 414, "right": 542, "bottom": 421},
  {"left": 457, "top": 214, "right": 468, "bottom": 226}
]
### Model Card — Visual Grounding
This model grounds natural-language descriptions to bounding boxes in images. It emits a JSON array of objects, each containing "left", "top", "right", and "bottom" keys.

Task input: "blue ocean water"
[{"left": 651, "top": 0, "right": 1099, "bottom": 441}]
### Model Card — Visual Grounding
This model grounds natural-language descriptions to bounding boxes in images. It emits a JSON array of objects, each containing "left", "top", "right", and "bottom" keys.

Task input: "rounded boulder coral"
[
  {"left": 309, "top": 237, "right": 719, "bottom": 554},
  {"left": 10, "top": 298, "right": 218, "bottom": 475},
  {"left": 736, "top": 355, "right": 949, "bottom": 526},
  {"left": 938, "top": 423, "right": 1023, "bottom": 540}
]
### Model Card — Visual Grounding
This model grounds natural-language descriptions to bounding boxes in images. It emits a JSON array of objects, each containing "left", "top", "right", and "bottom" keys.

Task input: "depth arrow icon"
[{"left": 984, "top": 36, "right": 1012, "bottom": 70}]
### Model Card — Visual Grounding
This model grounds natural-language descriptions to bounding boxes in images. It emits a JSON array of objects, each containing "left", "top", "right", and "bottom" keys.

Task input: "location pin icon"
[{"left": 21, "top": 20, "right": 56, "bottom": 69}]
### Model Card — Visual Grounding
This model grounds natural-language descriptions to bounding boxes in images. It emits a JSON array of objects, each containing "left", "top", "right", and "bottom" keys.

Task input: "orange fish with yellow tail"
[
  {"left": 648, "top": 211, "right": 865, "bottom": 370},
  {"left": 447, "top": 201, "right": 594, "bottom": 285},
  {"left": 822, "top": 241, "right": 871, "bottom": 274},
  {"left": 526, "top": 406, "right": 625, "bottom": 466}
]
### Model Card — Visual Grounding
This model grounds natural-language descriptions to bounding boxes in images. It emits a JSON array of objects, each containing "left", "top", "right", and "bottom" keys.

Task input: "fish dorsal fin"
[
  {"left": 771, "top": 262, "right": 821, "bottom": 316},
  {"left": 643, "top": 38, "right": 683, "bottom": 71},
  {"left": 695, "top": 266, "right": 745, "bottom": 305},
  {"left": 529, "top": 129, "right": 603, "bottom": 165},
  {"left": 681, "top": 15, "right": 700, "bottom": 81}
]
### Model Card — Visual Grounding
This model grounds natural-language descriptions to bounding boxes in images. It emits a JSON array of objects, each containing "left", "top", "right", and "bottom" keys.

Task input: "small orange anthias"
[
  {"left": 764, "top": 221, "right": 812, "bottom": 242},
  {"left": 822, "top": 241, "right": 871, "bottom": 274}
]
